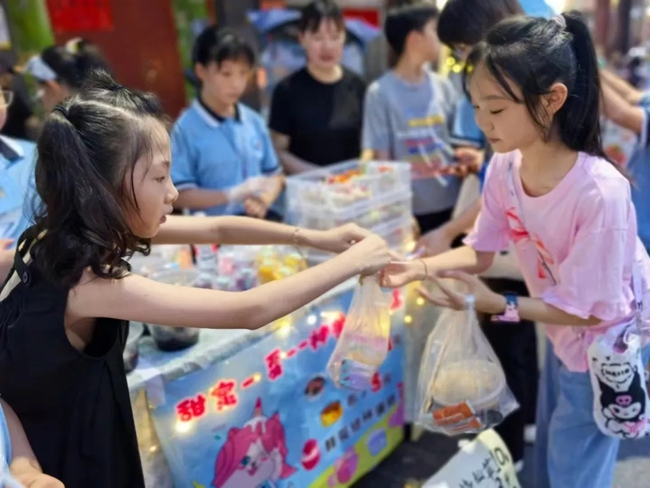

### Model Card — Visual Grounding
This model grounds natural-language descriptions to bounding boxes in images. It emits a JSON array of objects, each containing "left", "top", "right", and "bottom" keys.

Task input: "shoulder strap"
[
  {"left": 0, "top": 227, "right": 36, "bottom": 295},
  {"left": 506, "top": 159, "right": 644, "bottom": 313}
]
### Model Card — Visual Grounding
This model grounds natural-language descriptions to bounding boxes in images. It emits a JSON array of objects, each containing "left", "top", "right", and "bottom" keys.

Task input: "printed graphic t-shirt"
[
  {"left": 465, "top": 151, "right": 650, "bottom": 372},
  {"left": 362, "top": 71, "right": 461, "bottom": 215}
]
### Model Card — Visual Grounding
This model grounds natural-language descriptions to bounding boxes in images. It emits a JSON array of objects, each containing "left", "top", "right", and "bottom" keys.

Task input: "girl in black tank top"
[{"left": 0, "top": 71, "right": 393, "bottom": 486}]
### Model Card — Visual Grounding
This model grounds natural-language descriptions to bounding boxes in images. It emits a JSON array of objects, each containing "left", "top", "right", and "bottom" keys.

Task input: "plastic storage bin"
[
  {"left": 286, "top": 160, "right": 411, "bottom": 211},
  {"left": 285, "top": 161, "right": 413, "bottom": 261}
]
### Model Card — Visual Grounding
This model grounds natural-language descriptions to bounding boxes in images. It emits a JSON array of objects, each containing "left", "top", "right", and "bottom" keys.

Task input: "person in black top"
[
  {"left": 0, "top": 70, "right": 392, "bottom": 487},
  {"left": 270, "top": 0, "right": 367, "bottom": 172}
]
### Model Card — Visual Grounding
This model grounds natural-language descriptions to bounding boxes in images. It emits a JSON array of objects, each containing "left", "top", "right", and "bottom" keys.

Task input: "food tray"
[
  {"left": 285, "top": 160, "right": 411, "bottom": 211},
  {"left": 285, "top": 189, "right": 412, "bottom": 231}
]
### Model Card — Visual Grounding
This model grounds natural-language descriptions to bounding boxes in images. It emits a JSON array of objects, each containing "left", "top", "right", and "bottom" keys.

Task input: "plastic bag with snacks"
[
  {"left": 415, "top": 294, "right": 518, "bottom": 436},
  {"left": 327, "top": 275, "right": 391, "bottom": 390}
]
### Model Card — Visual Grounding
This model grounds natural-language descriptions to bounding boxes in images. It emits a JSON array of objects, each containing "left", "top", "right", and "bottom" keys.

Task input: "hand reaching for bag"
[
  {"left": 418, "top": 270, "right": 505, "bottom": 314},
  {"left": 343, "top": 234, "right": 396, "bottom": 276},
  {"left": 299, "top": 223, "right": 371, "bottom": 254}
]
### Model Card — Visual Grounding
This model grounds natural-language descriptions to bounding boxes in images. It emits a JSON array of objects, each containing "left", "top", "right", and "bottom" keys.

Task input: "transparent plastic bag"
[
  {"left": 415, "top": 294, "right": 518, "bottom": 436},
  {"left": 327, "top": 275, "right": 391, "bottom": 390}
]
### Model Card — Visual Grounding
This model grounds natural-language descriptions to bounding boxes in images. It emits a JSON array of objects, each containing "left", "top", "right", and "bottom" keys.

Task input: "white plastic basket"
[
  {"left": 286, "top": 160, "right": 411, "bottom": 211},
  {"left": 286, "top": 160, "right": 412, "bottom": 230}
]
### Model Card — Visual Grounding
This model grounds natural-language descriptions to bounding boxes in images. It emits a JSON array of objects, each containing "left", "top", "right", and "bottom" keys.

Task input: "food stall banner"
[{"left": 149, "top": 287, "right": 406, "bottom": 488}]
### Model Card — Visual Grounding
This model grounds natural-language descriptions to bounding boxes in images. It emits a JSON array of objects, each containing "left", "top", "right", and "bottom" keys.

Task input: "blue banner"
[{"left": 150, "top": 287, "right": 406, "bottom": 488}]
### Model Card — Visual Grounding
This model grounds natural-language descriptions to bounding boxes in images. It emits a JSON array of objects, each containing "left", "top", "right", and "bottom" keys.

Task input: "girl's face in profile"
[
  {"left": 469, "top": 62, "right": 540, "bottom": 154},
  {"left": 125, "top": 121, "right": 178, "bottom": 238}
]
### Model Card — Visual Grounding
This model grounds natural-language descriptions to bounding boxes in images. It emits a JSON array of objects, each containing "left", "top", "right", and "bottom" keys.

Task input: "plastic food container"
[
  {"left": 147, "top": 269, "right": 201, "bottom": 351},
  {"left": 285, "top": 160, "right": 413, "bottom": 263},
  {"left": 123, "top": 322, "right": 144, "bottom": 373}
]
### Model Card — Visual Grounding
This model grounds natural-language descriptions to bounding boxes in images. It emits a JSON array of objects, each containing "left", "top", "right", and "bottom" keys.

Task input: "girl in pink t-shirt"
[{"left": 384, "top": 11, "right": 650, "bottom": 488}]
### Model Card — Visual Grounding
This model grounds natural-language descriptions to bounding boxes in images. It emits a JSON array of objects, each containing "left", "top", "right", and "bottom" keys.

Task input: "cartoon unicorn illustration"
[{"left": 212, "top": 398, "right": 296, "bottom": 488}]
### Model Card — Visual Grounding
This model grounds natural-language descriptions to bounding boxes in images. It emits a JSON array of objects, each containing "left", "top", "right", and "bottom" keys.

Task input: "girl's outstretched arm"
[
  {"left": 381, "top": 245, "right": 495, "bottom": 288},
  {"left": 1, "top": 399, "right": 63, "bottom": 487},
  {"left": 69, "top": 235, "right": 392, "bottom": 331},
  {"left": 153, "top": 215, "right": 369, "bottom": 253}
]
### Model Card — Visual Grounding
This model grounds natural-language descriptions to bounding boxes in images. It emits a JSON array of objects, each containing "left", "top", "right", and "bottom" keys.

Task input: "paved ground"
[
  {"left": 355, "top": 431, "right": 458, "bottom": 488},
  {"left": 355, "top": 429, "right": 650, "bottom": 488}
]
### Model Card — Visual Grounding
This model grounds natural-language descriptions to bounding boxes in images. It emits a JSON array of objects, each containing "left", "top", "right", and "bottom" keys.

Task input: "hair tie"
[
  {"left": 110, "top": 83, "right": 125, "bottom": 91},
  {"left": 53, "top": 105, "right": 69, "bottom": 119},
  {"left": 65, "top": 37, "right": 83, "bottom": 54},
  {"left": 553, "top": 14, "right": 566, "bottom": 30}
]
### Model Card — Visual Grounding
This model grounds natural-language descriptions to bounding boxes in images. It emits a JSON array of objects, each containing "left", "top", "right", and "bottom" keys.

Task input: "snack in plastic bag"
[
  {"left": 327, "top": 275, "right": 391, "bottom": 390},
  {"left": 415, "top": 294, "right": 518, "bottom": 435}
]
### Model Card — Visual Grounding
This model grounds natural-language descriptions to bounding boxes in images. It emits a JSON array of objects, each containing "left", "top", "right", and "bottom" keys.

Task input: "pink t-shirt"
[{"left": 466, "top": 150, "right": 650, "bottom": 372}]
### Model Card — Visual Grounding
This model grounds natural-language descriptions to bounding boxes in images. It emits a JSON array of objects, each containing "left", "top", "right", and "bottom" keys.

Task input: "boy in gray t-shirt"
[{"left": 363, "top": 3, "right": 479, "bottom": 233}]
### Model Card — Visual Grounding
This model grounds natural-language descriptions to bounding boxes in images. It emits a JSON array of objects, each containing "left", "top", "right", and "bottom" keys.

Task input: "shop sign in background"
[{"left": 150, "top": 288, "right": 406, "bottom": 488}]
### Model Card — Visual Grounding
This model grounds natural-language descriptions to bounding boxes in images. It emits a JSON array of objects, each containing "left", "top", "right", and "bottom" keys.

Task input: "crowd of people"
[{"left": 0, "top": 0, "right": 647, "bottom": 487}]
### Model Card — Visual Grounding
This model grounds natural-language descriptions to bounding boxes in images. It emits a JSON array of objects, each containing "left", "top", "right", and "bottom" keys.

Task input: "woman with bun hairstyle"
[{"left": 23, "top": 38, "right": 110, "bottom": 112}]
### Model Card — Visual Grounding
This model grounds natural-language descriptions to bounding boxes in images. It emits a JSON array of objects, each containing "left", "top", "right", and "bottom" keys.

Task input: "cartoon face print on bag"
[{"left": 596, "top": 361, "right": 648, "bottom": 438}]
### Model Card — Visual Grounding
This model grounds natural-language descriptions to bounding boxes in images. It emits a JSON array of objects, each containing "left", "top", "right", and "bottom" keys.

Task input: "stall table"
[{"left": 127, "top": 280, "right": 407, "bottom": 488}]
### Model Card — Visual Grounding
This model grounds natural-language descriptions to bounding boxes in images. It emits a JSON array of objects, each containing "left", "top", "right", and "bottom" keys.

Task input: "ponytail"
[
  {"left": 33, "top": 102, "right": 133, "bottom": 286},
  {"left": 555, "top": 12, "right": 608, "bottom": 160},
  {"left": 465, "top": 11, "right": 617, "bottom": 168}
]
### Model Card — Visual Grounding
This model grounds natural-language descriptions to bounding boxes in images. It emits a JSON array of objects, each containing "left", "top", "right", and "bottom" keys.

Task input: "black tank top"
[{"left": 0, "top": 231, "right": 145, "bottom": 487}]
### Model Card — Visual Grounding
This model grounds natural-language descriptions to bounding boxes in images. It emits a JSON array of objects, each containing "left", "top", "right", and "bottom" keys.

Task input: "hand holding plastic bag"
[
  {"left": 327, "top": 275, "right": 391, "bottom": 390},
  {"left": 416, "top": 292, "right": 518, "bottom": 436}
]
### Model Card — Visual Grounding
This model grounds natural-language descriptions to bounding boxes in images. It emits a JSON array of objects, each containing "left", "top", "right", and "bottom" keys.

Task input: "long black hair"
[
  {"left": 464, "top": 12, "right": 608, "bottom": 161},
  {"left": 437, "top": 0, "right": 523, "bottom": 49},
  {"left": 299, "top": 0, "right": 345, "bottom": 33},
  {"left": 31, "top": 70, "right": 169, "bottom": 287},
  {"left": 40, "top": 38, "right": 110, "bottom": 89}
]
